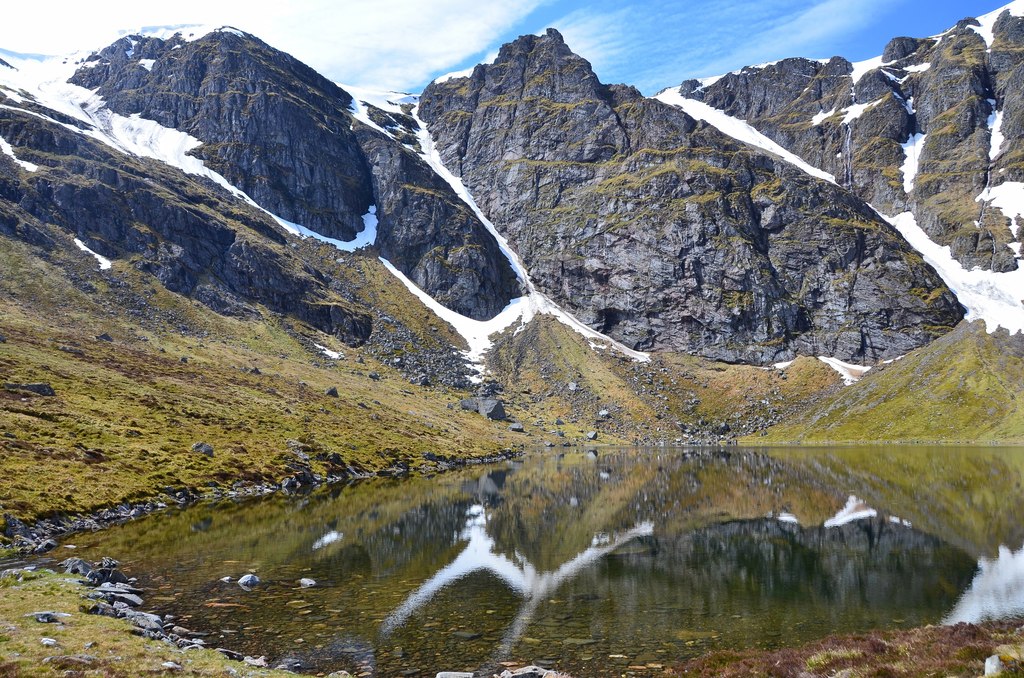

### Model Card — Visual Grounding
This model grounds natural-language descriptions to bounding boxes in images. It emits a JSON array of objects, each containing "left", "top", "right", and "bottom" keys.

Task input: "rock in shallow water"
[{"left": 237, "top": 574, "right": 260, "bottom": 588}]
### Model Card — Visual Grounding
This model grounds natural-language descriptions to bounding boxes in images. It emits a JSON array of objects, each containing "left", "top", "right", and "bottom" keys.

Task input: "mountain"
[
  {"left": 1, "top": 7, "right": 1024, "bottom": 532},
  {"left": 673, "top": 4, "right": 1024, "bottom": 277},
  {"left": 419, "top": 29, "right": 962, "bottom": 363}
]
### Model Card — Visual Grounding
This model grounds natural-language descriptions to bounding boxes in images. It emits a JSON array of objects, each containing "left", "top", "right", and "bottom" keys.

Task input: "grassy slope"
[
  {"left": 487, "top": 315, "right": 842, "bottom": 442},
  {"left": 0, "top": 237, "right": 521, "bottom": 529},
  {"left": 755, "top": 320, "right": 1024, "bottom": 444},
  {"left": 0, "top": 568, "right": 296, "bottom": 678}
]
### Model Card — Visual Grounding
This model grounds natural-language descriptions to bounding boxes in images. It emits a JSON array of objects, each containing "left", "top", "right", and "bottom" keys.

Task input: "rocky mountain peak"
[
  {"left": 420, "top": 32, "right": 962, "bottom": 363},
  {"left": 678, "top": 5, "right": 1024, "bottom": 274},
  {"left": 63, "top": 28, "right": 521, "bottom": 321}
]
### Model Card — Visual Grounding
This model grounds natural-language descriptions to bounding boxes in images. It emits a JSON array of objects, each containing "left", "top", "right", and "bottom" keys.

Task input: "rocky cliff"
[
  {"left": 676, "top": 9, "right": 1024, "bottom": 273},
  {"left": 64, "top": 29, "right": 519, "bottom": 319},
  {"left": 419, "top": 30, "right": 962, "bottom": 363}
]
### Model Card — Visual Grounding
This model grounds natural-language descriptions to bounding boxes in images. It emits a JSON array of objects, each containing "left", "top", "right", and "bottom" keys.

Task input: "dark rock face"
[
  {"left": 354, "top": 124, "right": 520, "bottom": 318},
  {"left": 67, "top": 29, "right": 520, "bottom": 320},
  {"left": 678, "top": 10, "right": 1024, "bottom": 273},
  {"left": 70, "top": 31, "right": 373, "bottom": 241},
  {"left": 0, "top": 108, "right": 372, "bottom": 346},
  {"left": 420, "top": 30, "right": 963, "bottom": 363}
]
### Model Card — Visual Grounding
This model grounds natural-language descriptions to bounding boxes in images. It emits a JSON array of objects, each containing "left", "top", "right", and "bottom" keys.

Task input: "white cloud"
[{"left": 0, "top": 0, "right": 546, "bottom": 90}]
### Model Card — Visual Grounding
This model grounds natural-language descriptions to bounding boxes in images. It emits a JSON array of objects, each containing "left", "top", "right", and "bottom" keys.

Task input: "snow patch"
[
  {"left": 902, "top": 62, "right": 932, "bottom": 74},
  {"left": 653, "top": 90, "right": 836, "bottom": 183},
  {"left": 888, "top": 515, "right": 912, "bottom": 527},
  {"left": 840, "top": 97, "right": 884, "bottom": 125},
  {"left": 811, "top": 108, "right": 836, "bottom": 126},
  {"left": 312, "top": 531, "right": 342, "bottom": 550},
  {"left": 900, "top": 132, "right": 926, "bottom": 194},
  {"left": 272, "top": 207, "right": 377, "bottom": 253},
  {"left": 883, "top": 211, "right": 1024, "bottom": 334},
  {"left": 73, "top": 238, "right": 112, "bottom": 270},
  {"left": 313, "top": 343, "right": 343, "bottom": 360},
  {"left": 945, "top": 543, "right": 1024, "bottom": 624},
  {"left": 0, "top": 134, "right": 38, "bottom": 171},
  {"left": 341, "top": 85, "right": 419, "bottom": 140},
  {"left": 772, "top": 359, "right": 795, "bottom": 370},
  {"left": 970, "top": 0, "right": 1024, "bottom": 48},
  {"left": 824, "top": 496, "right": 877, "bottom": 527},
  {"left": 135, "top": 25, "right": 241, "bottom": 43},
  {"left": 818, "top": 357, "right": 870, "bottom": 385},
  {"left": 776, "top": 512, "right": 799, "bottom": 524},
  {"left": 380, "top": 259, "right": 529, "bottom": 370},
  {"left": 138, "top": 59, "right": 155, "bottom": 72},
  {"left": 978, "top": 182, "right": 1024, "bottom": 241},
  {"left": 850, "top": 55, "right": 885, "bottom": 85},
  {"left": 988, "top": 103, "right": 1005, "bottom": 162},
  {"left": 433, "top": 66, "right": 475, "bottom": 84}
]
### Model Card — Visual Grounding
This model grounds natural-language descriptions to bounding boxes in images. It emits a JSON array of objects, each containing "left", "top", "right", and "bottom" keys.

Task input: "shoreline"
[{"left": 1, "top": 446, "right": 524, "bottom": 558}]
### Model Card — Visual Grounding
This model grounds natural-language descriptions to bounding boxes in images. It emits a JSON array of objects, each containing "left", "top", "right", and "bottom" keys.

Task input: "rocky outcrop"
[
  {"left": 70, "top": 30, "right": 373, "bottom": 241},
  {"left": 66, "top": 29, "right": 520, "bottom": 319},
  {"left": 420, "top": 29, "right": 963, "bottom": 363},
  {"left": 677, "top": 9, "right": 1024, "bottom": 273},
  {"left": 354, "top": 124, "right": 520, "bottom": 319},
  {"left": 0, "top": 107, "right": 372, "bottom": 345}
]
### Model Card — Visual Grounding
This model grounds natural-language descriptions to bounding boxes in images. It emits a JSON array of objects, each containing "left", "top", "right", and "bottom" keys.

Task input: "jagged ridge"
[{"left": 419, "top": 29, "right": 963, "bottom": 364}]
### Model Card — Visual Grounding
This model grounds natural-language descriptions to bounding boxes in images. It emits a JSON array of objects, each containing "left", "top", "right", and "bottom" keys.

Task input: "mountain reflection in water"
[{"left": 54, "top": 446, "right": 1024, "bottom": 677}]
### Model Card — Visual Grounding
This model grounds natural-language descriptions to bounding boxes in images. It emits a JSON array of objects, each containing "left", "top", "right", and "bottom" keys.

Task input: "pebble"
[{"left": 41, "top": 638, "right": 58, "bottom": 647}]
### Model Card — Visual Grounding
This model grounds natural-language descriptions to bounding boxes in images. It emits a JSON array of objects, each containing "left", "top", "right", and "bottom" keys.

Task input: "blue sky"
[
  {"left": 479, "top": 0, "right": 1012, "bottom": 93},
  {"left": 0, "top": 0, "right": 1013, "bottom": 93}
]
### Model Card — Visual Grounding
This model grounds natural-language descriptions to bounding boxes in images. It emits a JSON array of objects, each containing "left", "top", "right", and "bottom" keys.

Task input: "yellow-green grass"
[
  {"left": 755, "top": 320, "right": 1024, "bottom": 444},
  {"left": 0, "top": 239, "right": 520, "bottom": 531},
  {"left": 0, "top": 568, "right": 296, "bottom": 677}
]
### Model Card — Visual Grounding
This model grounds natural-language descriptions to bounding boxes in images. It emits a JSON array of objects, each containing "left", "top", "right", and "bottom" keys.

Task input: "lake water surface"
[{"left": 50, "top": 446, "right": 1024, "bottom": 676}]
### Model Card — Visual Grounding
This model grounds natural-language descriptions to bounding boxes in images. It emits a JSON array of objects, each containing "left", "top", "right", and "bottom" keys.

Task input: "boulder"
[
  {"left": 191, "top": 442, "right": 214, "bottom": 457},
  {"left": 586, "top": 431, "right": 598, "bottom": 440},
  {"left": 508, "top": 422, "right": 525, "bottom": 433},
  {"left": 298, "top": 578, "right": 316, "bottom": 588},
  {"left": 3, "top": 382, "right": 55, "bottom": 396},
  {"left": 59, "top": 557, "right": 93, "bottom": 577},
  {"left": 124, "top": 610, "right": 163, "bottom": 631},
  {"left": 237, "top": 574, "right": 260, "bottom": 588},
  {"left": 33, "top": 538, "right": 58, "bottom": 553},
  {"left": 325, "top": 386, "right": 339, "bottom": 397},
  {"left": 477, "top": 399, "right": 506, "bottom": 421},
  {"left": 28, "top": 611, "right": 70, "bottom": 624},
  {"left": 986, "top": 655, "right": 1006, "bottom": 676}
]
